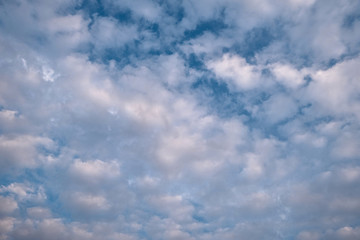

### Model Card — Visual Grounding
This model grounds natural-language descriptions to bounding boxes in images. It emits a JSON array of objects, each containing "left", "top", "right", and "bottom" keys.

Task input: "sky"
[{"left": 0, "top": 0, "right": 360, "bottom": 239}]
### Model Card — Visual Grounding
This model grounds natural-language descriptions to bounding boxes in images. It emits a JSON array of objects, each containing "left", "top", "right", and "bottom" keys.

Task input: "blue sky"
[{"left": 1, "top": 0, "right": 360, "bottom": 239}]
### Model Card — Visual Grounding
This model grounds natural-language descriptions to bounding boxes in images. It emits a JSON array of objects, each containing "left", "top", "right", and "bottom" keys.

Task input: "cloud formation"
[{"left": 1, "top": 0, "right": 360, "bottom": 239}]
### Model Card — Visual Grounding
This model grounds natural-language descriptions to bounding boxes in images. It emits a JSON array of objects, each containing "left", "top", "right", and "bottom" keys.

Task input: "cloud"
[
  {"left": 271, "top": 63, "right": 307, "bottom": 89},
  {"left": 27, "top": 207, "right": 52, "bottom": 219},
  {"left": 69, "top": 159, "right": 120, "bottom": 184},
  {"left": 260, "top": 93, "right": 298, "bottom": 124},
  {"left": 90, "top": 16, "right": 138, "bottom": 52},
  {"left": 208, "top": 54, "right": 261, "bottom": 90},
  {"left": 0, "top": 135, "right": 55, "bottom": 174},
  {"left": 0, "top": 196, "right": 18, "bottom": 216},
  {"left": 305, "top": 57, "right": 360, "bottom": 118},
  {"left": 0, "top": 0, "right": 360, "bottom": 239}
]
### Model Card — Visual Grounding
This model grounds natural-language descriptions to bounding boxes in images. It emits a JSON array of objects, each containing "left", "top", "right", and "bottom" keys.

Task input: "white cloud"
[
  {"left": 69, "top": 159, "right": 120, "bottom": 183},
  {"left": 0, "top": 183, "right": 47, "bottom": 203},
  {"left": 0, "top": 196, "right": 18, "bottom": 215},
  {"left": 0, "top": 135, "right": 55, "bottom": 173},
  {"left": 297, "top": 231, "right": 321, "bottom": 240},
  {"left": 271, "top": 63, "right": 307, "bottom": 89},
  {"left": 14, "top": 218, "right": 67, "bottom": 240},
  {"left": 182, "top": 32, "right": 233, "bottom": 57},
  {"left": 208, "top": 54, "right": 261, "bottom": 90},
  {"left": 90, "top": 17, "right": 138, "bottom": 51},
  {"left": 0, "top": 0, "right": 360, "bottom": 239},
  {"left": 288, "top": 0, "right": 316, "bottom": 8},
  {"left": 0, "top": 217, "right": 16, "bottom": 238},
  {"left": 42, "top": 65, "right": 59, "bottom": 82},
  {"left": 242, "top": 153, "right": 264, "bottom": 180},
  {"left": 148, "top": 194, "right": 194, "bottom": 222},
  {"left": 306, "top": 57, "right": 360, "bottom": 118},
  {"left": 0, "top": 183, "right": 32, "bottom": 199},
  {"left": 333, "top": 226, "right": 360, "bottom": 240},
  {"left": 332, "top": 132, "right": 360, "bottom": 159},
  {"left": 145, "top": 216, "right": 195, "bottom": 240},
  {"left": 27, "top": 207, "right": 52, "bottom": 219},
  {"left": 338, "top": 167, "right": 360, "bottom": 183},
  {"left": 291, "top": 132, "right": 326, "bottom": 148},
  {"left": 0, "top": 109, "right": 18, "bottom": 121},
  {"left": 62, "top": 192, "right": 111, "bottom": 219},
  {"left": 261, "top": 94, "right": 298, "bottom": 124}
]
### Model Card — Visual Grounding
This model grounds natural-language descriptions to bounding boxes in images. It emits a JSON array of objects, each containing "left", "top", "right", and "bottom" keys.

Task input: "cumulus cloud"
[
  {"left": 69, "top": 159, "right": 120, "bottom": 184},
  {"left": 0, "top": 0, "right": 360, "bottom": 239},
  {"left": 0, "top": 135, "right": 55, "bottom": 174},
  {"left": 90, "top": 16, "right": 138, "bottom": 52},
  {"left": 208, "top": 54, "right": 261, "bottom": 90},
  {"left": 0, "top": 196, "right": 18, "bottom": 216}
]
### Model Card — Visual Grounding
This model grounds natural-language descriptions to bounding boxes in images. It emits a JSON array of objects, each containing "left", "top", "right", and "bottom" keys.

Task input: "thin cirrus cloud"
[{"left": 0, "top": 0, "right": 360, "bottom": 239}]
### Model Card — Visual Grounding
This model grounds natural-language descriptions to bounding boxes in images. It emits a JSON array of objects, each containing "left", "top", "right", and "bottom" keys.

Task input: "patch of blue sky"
[
  {"left": 74, "top": 0, "right": 133, "bottom": 23},
  {"left": 324, "top": 49, "right": 360, "bottom": 69},
  {"left": 189, "top": 79, "right": 308, "bottom": 143},
  {"left": 186, "top": 53, "right": 205, "bottom": 70},
  {"left": 141, "top": 21, "right": 160, "bottom": 37},
  {"left": 230, "top": 26, "right": 277, "bottom": 63},
  {"left": 88, "top": 24, "right": 174, "bottom": 65},
  {"left": 183, "top": 19, "right": 228, "bottom": 41},
  {"left": 343, "top": 12, "right": 360, "bottom": 28},
  {"left": 90, "top": 15, "right": 227, "bottom": 65},
  {"left": 191, "top": 77, "right": 252, "bottom": 118},
  {"left": 79, "top": 4, "right": 229, "bottom": 67},
  {"left": 302, "top": 115, "right": 335, "bottom": 129},
  {"left": 160, "top": 1, "right": 185, "bottom": 23},
  {"left": 88, "top": 44, "right": 135, "bottom": 65}
]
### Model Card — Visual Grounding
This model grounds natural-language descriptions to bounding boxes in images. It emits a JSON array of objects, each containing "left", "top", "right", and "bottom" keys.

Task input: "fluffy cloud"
[
  {"left": 0, "top": 196, "right": 18, "bottom": 216},
  {"left": 1, "top": 0, "right": 360, "bottom": 239},
  {"left": 0, "top": 135, "right": 55, "bottom": 174},
  {"left": 208, "top": 54, "right": 261, "bottom": 90}
]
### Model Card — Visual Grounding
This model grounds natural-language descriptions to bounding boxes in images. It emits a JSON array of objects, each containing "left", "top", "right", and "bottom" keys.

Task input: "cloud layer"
[{"left": 1, "top": 0, "right": 360, "bottom": 239}]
